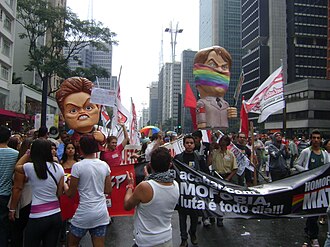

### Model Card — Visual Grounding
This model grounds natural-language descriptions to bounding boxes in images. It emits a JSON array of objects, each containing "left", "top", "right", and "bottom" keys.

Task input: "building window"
[
  {"left": 314, "top": 111, "right": 330, "bottom": 120},
  {"left": 3, "top": 15, "right": 12, "bottom": 32},
  {"left": 2, "top": 39, "right": 11, "bottom": 57},
  {"left": 5, "top": 0, "right": 14, "bottom": 8},
  {"left": 314, "top": 90, "right": 330, "bottom": 100},
  {"left": 1, "top": 64, "right": 10, "bottom": 81}
]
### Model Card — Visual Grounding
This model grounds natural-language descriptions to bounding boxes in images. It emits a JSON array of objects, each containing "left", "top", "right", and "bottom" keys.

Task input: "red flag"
[
  {"left": 239, "top": 96, "right": 249, "bottom": 137},
  {"left": 184, "top": 81, "right": 197, "bottom": 130}
]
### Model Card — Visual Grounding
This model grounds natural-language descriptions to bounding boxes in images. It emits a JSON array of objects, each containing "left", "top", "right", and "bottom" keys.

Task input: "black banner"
[{"left": 173, "top": 159, "right": 330, "bottom": 219}]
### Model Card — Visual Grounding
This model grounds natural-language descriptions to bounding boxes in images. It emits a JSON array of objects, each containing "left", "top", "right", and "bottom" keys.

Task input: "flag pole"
[
  {"left": 250, "top": 121, "right": 257, "bottom": 186},
  {"left": 233, "top": 69, "right": 244, "bottom": 107},
  {"left": 281, "top": 59, "right": 287, "bottom": 135}
]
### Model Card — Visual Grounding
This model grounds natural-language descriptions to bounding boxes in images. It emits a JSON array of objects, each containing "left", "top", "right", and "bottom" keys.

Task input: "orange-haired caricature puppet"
[
  {"left": 193, "top": 46, "right": 237, "bottom": 130},
  {"left": 56, "top": 77, "right": 106, "bottom": 153}
]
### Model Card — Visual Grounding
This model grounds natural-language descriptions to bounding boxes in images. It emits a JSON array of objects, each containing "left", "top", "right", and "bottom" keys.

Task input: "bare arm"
[
  {"left": 123, "top": 171, "right": 152, "bottom": 211},
  {"left": 121, "top": 124, "right": 129, "bottom": 147},
  {"left": 15, "top": 153, "right": 30, "bottom": 174},
  {"left": 64, "top": 176, "right": 79, "bottom": 198},
  {"left": 57, "top": 176, "right": 64, "bottom": 197},
  {"left": 8, "top": 170, "right": 26, "bottom": 221},
  {"left": 104, "top": 175, "right": 112, "bottom": 195}
]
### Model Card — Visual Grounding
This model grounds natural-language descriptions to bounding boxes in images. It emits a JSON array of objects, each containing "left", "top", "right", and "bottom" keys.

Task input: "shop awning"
[{"left": 0, "top": 108, "right": 32, "bottom": 119}]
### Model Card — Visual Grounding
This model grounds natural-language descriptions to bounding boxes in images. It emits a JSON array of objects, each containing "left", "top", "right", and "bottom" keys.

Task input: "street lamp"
[
  {"left": 164, "top": 22, "right": 183, "bottom": 130},
  {"left": 164, "top": 22, "right": 183, "bottom": 63}
]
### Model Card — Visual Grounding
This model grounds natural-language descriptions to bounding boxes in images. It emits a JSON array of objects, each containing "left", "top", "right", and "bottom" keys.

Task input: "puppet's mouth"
[{"left": 78, "top": 115, "right": 89, "bottom": 120}]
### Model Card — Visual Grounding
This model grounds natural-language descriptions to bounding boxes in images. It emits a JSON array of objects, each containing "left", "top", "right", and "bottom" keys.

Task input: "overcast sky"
[{"left": 66, "top": 0, "right": 199, "bottom": 113}]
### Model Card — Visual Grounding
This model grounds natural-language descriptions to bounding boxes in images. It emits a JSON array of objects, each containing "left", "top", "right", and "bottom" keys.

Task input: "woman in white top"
[
  {"left": 64, "top": 135, "right": 112, "bottom": 247},
  {"left": 11, "top": 138, "right": 65, "bottom": 247}
]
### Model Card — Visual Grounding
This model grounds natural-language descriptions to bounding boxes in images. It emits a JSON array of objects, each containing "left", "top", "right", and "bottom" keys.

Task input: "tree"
[{"left": 16, "top": 0, "right": 118, "bottom": 126}]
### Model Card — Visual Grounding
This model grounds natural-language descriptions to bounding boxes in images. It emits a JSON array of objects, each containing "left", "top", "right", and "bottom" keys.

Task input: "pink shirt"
[{"left": 100, "top": 144, "right": 124, "bottom": 167}]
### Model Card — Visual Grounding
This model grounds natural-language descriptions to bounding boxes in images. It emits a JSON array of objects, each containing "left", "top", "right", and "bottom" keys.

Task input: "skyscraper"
[
  {"left": 181, "top": 50, "right": 197, "bottom": 133},
  {"left": 63, "top": 43, "right": 113, "bottom": 89},
  {"left": 199, "top": 0, "right": 243, "bottom": 131},
  {"left": 158, "top": 62, "right": 181, "bottom": 130},
  {"left": 241, "top": 0, "right": 330, "bottom": 136},
  {"left": 149, "top": 81, "right": 158, "bottom": 126}
]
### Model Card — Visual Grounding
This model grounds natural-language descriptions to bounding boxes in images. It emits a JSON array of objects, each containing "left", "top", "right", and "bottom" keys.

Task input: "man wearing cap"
[
  {"left": 48, "top": 126, "right": 60, "bottom": 148},
  {"left": 268, "top": 132, "right": 290, "bottom": 181}
]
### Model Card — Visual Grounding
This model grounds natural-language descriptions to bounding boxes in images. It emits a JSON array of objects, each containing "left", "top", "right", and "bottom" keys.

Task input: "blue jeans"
[{"left": 0, "top": 195, "right": 10, "bottom": 247}]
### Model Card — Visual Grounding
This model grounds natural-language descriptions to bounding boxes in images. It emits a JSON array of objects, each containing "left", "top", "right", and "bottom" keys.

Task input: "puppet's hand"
[
  {"left": 227, "top": 107, "right": 237, "bottom": 118},
  {"left": 93, "top": 131, "right": 105, "bottom": 143}
]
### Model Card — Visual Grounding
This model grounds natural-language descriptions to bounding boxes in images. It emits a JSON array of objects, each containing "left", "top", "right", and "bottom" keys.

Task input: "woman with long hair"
[
  {"left": 59, "top": 142, "right": 79, "bottom": 243},
  {"left": 10, "top": 139, "right": 64, "bottom": 247},
  {"left": 9, "top": 137, "right": 33, "bottom": 247}
]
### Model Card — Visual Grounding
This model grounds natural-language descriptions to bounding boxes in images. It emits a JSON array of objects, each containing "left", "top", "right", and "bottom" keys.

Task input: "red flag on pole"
[
  {"left": 239, "top": 96, "right": 249, "bottom": 137},
  {"left": 184, "top": 81, "right": 197, "bottom": 130}
]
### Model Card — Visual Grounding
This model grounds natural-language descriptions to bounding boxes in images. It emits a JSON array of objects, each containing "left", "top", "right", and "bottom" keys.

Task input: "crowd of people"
[{"left": 1, "top": 124, "right": 330, "bottom": 247}]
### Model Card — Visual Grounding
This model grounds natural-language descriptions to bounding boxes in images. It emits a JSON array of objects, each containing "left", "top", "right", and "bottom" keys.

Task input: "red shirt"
[
  {"left": 59, "top": 167, "right": 79, "bottom": 220},
  {"left": 100, "top": 144, "right": 124, "bottom": 167}
]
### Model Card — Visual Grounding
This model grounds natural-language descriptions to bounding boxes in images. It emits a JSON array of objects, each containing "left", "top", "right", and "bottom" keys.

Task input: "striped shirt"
[{"left": 0, "top": 147, "right": 19, "bottom": 196}]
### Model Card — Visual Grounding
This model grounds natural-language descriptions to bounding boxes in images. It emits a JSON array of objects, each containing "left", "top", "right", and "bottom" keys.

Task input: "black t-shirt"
[
  {"left": 183, "top": 152, "right": 197, "bottom": 168},
  {"left": 235, "top": 143, "right": 251, "bottom": 159}
]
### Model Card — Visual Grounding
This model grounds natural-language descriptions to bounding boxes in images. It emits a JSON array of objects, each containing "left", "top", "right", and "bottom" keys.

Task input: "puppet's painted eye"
[
  {"left": 209, "top": 61, "right": 217, "bottom": 68},
  {"left": 221, "top": 64, "right": 229, "bottom": 70},
  {"left": 85, "top": 105, "right": 94, "bottom": 111},
  {"left": 69, "top": 108, "right": 77, "bottom": 114}
]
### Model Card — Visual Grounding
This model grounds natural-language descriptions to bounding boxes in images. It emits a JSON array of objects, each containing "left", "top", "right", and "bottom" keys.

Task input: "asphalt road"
[{"left": 79, "top": 211, "right": 328, "bottom": 247}]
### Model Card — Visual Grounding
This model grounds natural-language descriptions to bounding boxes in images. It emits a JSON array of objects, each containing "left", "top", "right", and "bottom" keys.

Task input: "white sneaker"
[
  {"left": 311, "top": 239, "right": 320, "bottom": 247},
  {"left": 203, "top": 218, "right": 211, "bottom": 227}
]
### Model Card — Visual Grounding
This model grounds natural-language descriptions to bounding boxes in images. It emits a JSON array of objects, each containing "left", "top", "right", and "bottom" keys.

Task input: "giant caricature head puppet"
[
  {"left": 56, "top": 77, "right": 105, "bottom": 147},
  {"left": 193, "top": 46, "right": 237, "bottom": 129}
]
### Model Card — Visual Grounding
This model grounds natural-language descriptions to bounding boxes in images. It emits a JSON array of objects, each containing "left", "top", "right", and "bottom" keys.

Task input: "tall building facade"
[
  {"left": 0, "top": 0, "right": 16, "bottom": 109},
  {"left": 241, "top": 0, "right": 330, "bottom": 136},
  {"left": 199, "top": 0, "right": 243, "bottom": 131},
  {"left": 181, "top": 50, "right": 197, "bottom": 133},
  {"left": 157, "top": 62, "right": 181, "bottom": 130},
  {"left": 287, "top": 0, "right": 328, "bottom": 83},
  {"left": 64, "top": 43, "right": 113, "bottom": 89},
  {"left": 148, "top": 81, "right": 158, "bottom": 126},
  {"left": 241, "top": 0, "right": 286, "bottom": 131}
]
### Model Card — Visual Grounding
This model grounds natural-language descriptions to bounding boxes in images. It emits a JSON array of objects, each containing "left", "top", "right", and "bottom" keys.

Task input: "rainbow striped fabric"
[{"left": 193, "top": 63, "right": 230, "bottom": 91}]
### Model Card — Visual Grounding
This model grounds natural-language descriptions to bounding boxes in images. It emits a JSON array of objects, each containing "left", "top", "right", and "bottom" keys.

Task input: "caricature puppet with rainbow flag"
[{"left": 193, "top": 46, "right": 237, "bottom": 130}]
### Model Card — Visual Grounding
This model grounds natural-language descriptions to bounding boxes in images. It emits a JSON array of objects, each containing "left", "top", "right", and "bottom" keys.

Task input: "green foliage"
[
  {"left": 70, "top": 64, "right": 110, "bottom": 82},
  {"left": 17, "top": 0, "right": 118, "bottom": 94}
]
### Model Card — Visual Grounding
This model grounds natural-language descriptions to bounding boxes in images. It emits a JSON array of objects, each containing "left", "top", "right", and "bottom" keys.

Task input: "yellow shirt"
[{"left": 211, "top": 149, "right": 237, "bottom": 174}]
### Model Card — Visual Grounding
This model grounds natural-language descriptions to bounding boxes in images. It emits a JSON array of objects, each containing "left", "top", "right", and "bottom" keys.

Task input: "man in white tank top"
[{"left": 124, "top": 147, "right": 179, "bottom": 247}]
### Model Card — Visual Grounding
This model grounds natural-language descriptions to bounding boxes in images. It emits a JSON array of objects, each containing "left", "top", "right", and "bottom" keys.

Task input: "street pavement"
[
  {"left": 77, "top": 168, "right": 328, "bottom": 247},
  {"left": 79, "top": 211, "right": 328, "bottom": 247}
]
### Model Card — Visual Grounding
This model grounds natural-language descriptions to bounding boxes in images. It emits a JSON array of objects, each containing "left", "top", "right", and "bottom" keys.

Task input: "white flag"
[{"left": 243, "top": 66, "right": 285, "bottom": 123}]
